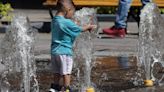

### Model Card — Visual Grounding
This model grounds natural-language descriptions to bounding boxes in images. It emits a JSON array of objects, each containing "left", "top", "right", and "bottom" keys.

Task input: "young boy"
[{"left": 49, "top": 0, "right": 96, "bottom": 92}]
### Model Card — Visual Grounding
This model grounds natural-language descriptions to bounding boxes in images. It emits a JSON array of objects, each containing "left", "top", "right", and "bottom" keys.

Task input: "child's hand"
[
  {"left": 83, "top": 24, "right": 97, "bottom": 32},
  {"left": 89, "top": 24, "right": 97, "bottom": 30},
  {"left": 88, "top": 24, "right": 97, "bottom": 32}
]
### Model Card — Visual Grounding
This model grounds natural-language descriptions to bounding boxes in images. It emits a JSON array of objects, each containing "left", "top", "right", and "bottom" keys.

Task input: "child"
[{"left": 49, "top": 0, "right": 96, "bottom": 92}]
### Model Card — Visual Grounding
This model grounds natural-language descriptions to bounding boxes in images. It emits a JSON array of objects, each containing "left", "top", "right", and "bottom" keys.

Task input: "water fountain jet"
[
  {"left": 139, "top": 2, "right": 164, "bottom": 86},
  {"left": 73, "top": 8, "right": 98, "bottom": 92},
  {"left": 0, "top": 15, "right": 39, "bottom": 92}
]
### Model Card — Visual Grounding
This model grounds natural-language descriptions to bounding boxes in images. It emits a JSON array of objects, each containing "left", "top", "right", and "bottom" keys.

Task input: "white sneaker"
[{"left": 49, "top": 88, "right": 58, "bottom": 92}]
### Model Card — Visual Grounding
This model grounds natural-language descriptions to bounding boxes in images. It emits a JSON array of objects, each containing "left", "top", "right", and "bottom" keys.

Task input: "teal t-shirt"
[{"left": 51, "top": 16, "right": 82, "bottom": 56}]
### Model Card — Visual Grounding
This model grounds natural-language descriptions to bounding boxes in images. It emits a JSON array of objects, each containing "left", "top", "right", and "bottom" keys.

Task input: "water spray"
[
  {"left": 74, "top": 8, "right": 98, "bottom": 92},
  {"left": 139, "top": 2, "right": 164, "bottom": 87},
  {"left": 0, "top": 15, "right": 39, "bottom": 92}
]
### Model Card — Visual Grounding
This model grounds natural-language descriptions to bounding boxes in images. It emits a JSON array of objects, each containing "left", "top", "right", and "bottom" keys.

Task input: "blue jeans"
[{"left": 115, "top": 0, "right": 150, "bottom": 28}]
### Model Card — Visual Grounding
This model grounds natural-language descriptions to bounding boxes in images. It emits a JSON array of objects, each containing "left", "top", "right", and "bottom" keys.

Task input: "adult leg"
[
  {"left": 103, "top": 0, "right": 133, "bottom": 38},
  {"left": 115, "top": 0, "right": 133, "bottom": 28},
  {"left": 136, "top": 0, "right": 150, "bottom": 26},
  {"left": 141, "top": 0, "right": 150, "bottom": 6}
]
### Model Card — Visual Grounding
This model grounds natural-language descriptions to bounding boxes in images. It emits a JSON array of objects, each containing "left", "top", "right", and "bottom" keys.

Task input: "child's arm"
[{"left": 82, "top": 24, "right": 97, "bottom": 32}]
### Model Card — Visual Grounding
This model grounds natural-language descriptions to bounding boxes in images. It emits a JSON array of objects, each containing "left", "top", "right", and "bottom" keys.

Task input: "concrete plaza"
[{"left": 0, "top": 9, "right": 164, "bottom": 92}]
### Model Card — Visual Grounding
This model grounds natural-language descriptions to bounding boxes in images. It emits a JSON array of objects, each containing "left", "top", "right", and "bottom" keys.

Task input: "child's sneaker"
[
  {"left": 49, "top": 88, "right": 57, "bottom": 92},
  {"left": 49, "top": 83, "right": 61, "bottom": 92},
  {"left": 62, "top": 86, "right": 72, "bottom": 92}
]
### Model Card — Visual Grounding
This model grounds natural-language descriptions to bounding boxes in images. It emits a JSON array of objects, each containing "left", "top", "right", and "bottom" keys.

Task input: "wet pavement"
[
  {"left": 1, "top": 9, "right": 164, "bottom": 92},
  {"left": 126, "top": 86, "right": 164, "bottom": 92}
]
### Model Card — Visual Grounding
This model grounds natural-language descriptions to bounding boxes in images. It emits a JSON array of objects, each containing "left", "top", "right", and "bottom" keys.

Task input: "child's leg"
[
  {"left": 61, "top": 74, "right": 71, "bottom": 92},
  {"left": 51, "top": 73, "right": 62, "bottom": 91},
  {"left": 50, "top": 55, "right": 62, "bottom": 91},
  {"left": 53, "top": 73, "right": 60, "bottom": 84},
  {"left": 63, "top": 74, "right": 71, "bottom": 87},
  {"left": 60, "top": 55, "right": 73, "bottom": 87},
  {"left": 59, "top": 55, "right": 73, "bottom": 91}
]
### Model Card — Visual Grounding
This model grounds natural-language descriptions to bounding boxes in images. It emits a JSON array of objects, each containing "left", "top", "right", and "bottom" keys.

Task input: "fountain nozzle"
[
  {"left": 144, "top": 80, "right": 154, "bottom": 87},
  {"left": 86, "top": 87, "right": 95, "bottom": 92}
]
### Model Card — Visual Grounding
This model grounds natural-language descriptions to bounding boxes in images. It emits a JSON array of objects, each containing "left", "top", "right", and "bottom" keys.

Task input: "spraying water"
[
  {"left": 0, "top": 15, "right": 39, "bottom": 92},
  {"left": 139, "top": 3, "right": 164, "bottom": 84},
  {"left": 73, "top": 8, "right": 98, "bottom": 91}
]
